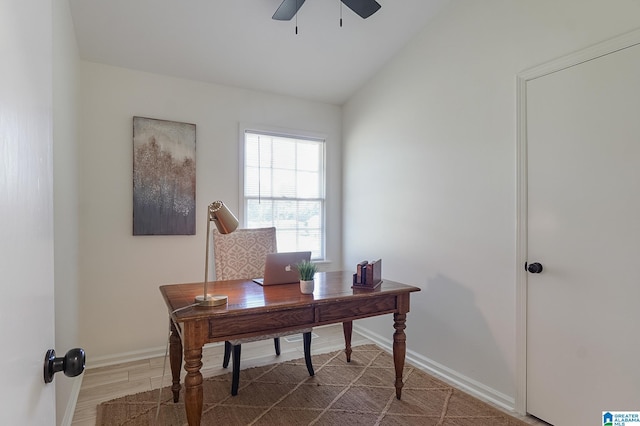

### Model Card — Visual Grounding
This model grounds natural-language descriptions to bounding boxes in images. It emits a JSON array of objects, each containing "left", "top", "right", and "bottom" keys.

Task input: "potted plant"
[{"left": 296, "top": 260, "right": 317, "bottom": 294}]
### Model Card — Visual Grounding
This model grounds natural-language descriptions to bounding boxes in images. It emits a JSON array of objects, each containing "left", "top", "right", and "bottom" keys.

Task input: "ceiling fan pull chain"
[
  {"left": 340, "top": 0, "right": 343, "bottom": 27},
  {"left": 295, "top": 0, "right": 299, "bottom": 34}
]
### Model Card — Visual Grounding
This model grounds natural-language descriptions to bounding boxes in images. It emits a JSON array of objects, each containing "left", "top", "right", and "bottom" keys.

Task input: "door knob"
[
  {"left": 44, "top": 348, "right": 85, "bottom": 383},
  {"left": 525, "top": 262, "right": 543, "bottom": 274}
]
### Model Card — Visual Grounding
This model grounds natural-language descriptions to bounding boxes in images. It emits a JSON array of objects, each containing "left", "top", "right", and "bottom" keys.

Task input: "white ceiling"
[{"left": 69, "top": 0, "right": 445, "bottom": 105}]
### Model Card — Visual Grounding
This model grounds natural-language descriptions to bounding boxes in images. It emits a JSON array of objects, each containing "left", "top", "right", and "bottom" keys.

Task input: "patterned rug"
[{"left": 96, "top": 344, "right": 528, "bottom": 425}]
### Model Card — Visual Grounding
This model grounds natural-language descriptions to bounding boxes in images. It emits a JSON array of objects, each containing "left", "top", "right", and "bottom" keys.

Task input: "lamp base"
[{"left": 195, "top": 294, "right": 228, "bottom": 307}]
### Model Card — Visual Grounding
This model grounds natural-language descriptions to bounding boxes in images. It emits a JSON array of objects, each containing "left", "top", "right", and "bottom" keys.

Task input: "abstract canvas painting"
[{"left": 133, "top": 117, "right": 196, "bottom": 235}]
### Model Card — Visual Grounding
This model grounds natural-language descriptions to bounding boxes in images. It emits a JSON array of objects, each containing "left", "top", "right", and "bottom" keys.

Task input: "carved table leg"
[
  {"left": 393, "top": 312, "right": 407, "bottom": 399},
  {"left": 169, "top": 320, "right": 182, "bottom": 403},
  {"left": 184, "top": 346, "right": 203, "bottom": 426},
  {"left": 343, "top": 321, "right": 353, "bottom": 362}
]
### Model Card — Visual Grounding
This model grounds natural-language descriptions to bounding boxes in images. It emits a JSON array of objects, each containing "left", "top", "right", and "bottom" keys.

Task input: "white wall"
[
  {"left": 53, "top": 0, "right": 81, "bottom": 422},
  {"left": 77, "top": 63, "right": 342, "bottom": 361},
  {"left": 342, "top": 0, "right": 640, "bottom": 409}
]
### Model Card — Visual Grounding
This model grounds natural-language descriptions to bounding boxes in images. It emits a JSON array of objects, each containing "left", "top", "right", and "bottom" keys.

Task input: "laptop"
[{"left": 253, "top": 251, "right": 312, "bottom": 286}]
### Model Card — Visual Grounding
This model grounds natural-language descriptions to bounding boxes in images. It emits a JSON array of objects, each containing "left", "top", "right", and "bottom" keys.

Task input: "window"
[{"left": 242, "top": 129, "right": 325, "bottom": 260}]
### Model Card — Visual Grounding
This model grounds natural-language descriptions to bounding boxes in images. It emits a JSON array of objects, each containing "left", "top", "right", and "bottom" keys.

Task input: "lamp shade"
[
  {"left": 209, "top": 200, "right": 238, "bottom": 234},
  {"left": 197, "top": 200, "right": 238, "bottom": 307}
]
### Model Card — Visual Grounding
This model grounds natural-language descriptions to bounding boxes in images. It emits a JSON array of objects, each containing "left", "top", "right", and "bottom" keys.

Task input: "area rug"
[{"left": 97, "top": 344, "right": 528, "bottom": 425}]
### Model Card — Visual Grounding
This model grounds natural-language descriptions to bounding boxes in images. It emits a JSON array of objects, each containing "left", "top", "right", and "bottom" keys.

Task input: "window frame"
[{"left": 239, "top": 123, "right": 327, "bottom": 261}]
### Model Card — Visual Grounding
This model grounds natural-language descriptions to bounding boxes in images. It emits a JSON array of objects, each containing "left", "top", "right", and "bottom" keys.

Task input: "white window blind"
[{"left": 243, "top": 130, "right": 325, "bottom": 260}]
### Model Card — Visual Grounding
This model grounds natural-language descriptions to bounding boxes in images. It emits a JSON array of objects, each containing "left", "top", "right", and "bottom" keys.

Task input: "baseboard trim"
[
  {"left": 86, "top": 324, "right": 340, "bottom": 369},
  {"left": 283, "top": 332, "right": 319, "bottom": 343},
  {"left": 86, "top": 341, "right": 225, "bottom": 369},
  {"left": 87, "top": 345, "right": 166, "bottom": 369},
  {"left": 353, "top": 324, "right": 517, "bottom": 413},
  {"left": 61, "top": 375, "right": 83, "bottom": 426}
]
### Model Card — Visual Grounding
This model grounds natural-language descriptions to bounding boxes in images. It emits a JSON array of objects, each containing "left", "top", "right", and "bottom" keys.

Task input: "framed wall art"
[{"left": 133, "top": 116, "right": 196, "bottom": 235}]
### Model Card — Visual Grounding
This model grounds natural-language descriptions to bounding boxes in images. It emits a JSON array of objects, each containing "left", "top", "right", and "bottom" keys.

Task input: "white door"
[
  {"left": 526, "top": 41, "right": 640, "bottom": 425},
  {"left": 0, "top": 0, "right": 56, "bottom": 424}
]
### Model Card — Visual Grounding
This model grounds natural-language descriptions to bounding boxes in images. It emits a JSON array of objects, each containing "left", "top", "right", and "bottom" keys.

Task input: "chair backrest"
[{"left": 212, "top": 227, "right": 277, "bottom": 281}]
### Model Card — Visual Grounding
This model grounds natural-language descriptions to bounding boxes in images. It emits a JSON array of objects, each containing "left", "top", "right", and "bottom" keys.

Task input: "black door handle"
[
  {"left": 44, "top": 348, "right": 85, "bottom": 383},
  {"left": 525, "top": 262, "right": 543, "bottom": 274}
]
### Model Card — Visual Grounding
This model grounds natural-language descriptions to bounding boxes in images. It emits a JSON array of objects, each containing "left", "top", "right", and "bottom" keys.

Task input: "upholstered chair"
[{"left": 212, "top": 227, "right": 314, "bottom": 395}]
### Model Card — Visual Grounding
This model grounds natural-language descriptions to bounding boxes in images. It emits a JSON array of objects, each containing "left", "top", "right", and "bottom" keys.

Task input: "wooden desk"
[{"left": 160, "top": 271, "right": 420, "bottom": 426}]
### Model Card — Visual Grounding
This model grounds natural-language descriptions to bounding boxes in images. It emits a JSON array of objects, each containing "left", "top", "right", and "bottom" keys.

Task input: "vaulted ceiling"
[{"left": 69, "top": 0, "right": 445, "bottom": 104}]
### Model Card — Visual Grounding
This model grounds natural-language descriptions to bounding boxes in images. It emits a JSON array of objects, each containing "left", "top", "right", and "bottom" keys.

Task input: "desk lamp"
[{"left": 195, "top": 200, "right": 239, "bottom": 306}]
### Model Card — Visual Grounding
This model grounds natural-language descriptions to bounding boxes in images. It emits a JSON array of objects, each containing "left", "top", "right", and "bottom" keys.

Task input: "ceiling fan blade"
[
  {"left": 272, "top": 0, "right": 306, "bottom": 21},
  {"left": 341, "top": 0, "right": 381, "bottom": 19}
]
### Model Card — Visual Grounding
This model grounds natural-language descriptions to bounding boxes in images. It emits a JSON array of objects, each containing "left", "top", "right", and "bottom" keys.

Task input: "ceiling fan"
[{"left": 272, "top": 0, "right": 382, "bottom": 21}]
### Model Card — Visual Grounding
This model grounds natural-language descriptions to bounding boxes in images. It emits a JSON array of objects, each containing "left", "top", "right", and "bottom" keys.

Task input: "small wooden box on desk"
[{"left": 352, "top": 259, "right": 382, "bottom": 289}]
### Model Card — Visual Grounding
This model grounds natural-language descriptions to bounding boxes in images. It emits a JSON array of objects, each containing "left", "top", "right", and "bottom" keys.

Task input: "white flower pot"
[{"left": 299, "top": 279, "right": 315, "bottom": 294}]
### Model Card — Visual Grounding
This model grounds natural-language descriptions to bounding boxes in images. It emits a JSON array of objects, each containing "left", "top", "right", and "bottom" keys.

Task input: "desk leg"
[
  {"left": 184, "top": 347, "right": 203, "bottom": 426},
  {"left": 393, "top": 312, "right": 407, "bottom": 399},
  {"left": 169, "top": 320, "right": 182, "bottom": 403},
  {"left": 342, "top": 321, "right": 353, "bottom": 362}
]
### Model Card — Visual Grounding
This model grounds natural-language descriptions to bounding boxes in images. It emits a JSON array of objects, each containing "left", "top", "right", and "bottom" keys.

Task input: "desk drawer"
[
  {"left": 317, "top": 296, "right": 397, "bottom": 322},
  {"left": 208, "top": 307, "right": 314, "bottom": 339}
]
